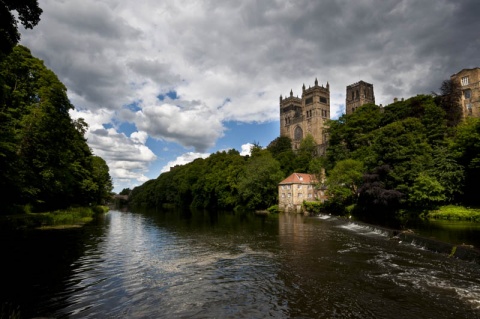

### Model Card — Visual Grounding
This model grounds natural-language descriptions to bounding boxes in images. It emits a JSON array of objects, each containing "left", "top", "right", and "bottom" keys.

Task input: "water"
[{"left": 1, "top": 209, "right": 480, "bottom": 318}]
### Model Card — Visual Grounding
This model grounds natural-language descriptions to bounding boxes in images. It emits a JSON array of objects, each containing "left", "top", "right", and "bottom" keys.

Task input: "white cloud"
[
  {"left": 160, "top": 152, "right": 211, "bottom": 173},
  {"left": 134, "top": 102, "right": 224, "bottom": 152},
  {"left": 240, "top": 143, "right": 254, "bottom": 156},
  {"left": 70, "top": 109, "right": 157, "bottom": 191}
]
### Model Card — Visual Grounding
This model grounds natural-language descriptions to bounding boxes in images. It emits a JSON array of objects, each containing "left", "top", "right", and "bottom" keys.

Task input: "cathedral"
[
  {"left": 279, "top": 79, "right": 374, "bottom": 155},
  {"left": 279, "top": 78, "right": 330, "bottom": 155}
]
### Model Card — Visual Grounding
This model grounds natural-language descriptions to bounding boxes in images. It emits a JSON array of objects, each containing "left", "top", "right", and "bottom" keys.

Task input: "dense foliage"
[
  {"left": 0, "top": 46, "right": 112, "bottom": 213},
  {"left": 131, "top": 148, "right": 282, "bottom": 211},
  {"left": 326, "top": 94, "right": 478, "bottom": 220}
]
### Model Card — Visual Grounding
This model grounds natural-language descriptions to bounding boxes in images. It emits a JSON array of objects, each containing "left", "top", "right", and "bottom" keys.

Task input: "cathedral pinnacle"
[{"left": 315, "top": 78, "right": 318, "bottom": 86}]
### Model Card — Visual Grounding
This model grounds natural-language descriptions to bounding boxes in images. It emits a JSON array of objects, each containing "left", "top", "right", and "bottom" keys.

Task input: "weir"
[{"left": 316, "top": 214, "right": 480, "bottom": 263}]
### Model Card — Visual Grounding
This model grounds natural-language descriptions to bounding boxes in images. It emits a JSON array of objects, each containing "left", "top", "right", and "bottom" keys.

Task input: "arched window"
[{"left": 294, "top": 126, "right": 303, "bottom": 140}]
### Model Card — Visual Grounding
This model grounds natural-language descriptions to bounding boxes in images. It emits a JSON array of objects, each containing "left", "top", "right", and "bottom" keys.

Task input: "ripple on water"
[{"left": 24, "top": 211, "right": 480, "bottom": 318}]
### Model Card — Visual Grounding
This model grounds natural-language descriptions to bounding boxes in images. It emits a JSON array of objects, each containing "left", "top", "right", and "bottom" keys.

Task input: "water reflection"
[{"left": 1, "top": 210, "right": 480, "bottom": 318}]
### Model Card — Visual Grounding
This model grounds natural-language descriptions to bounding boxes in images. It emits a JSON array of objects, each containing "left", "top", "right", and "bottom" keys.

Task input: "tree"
[
  {"left": 90, "top": 156, "right": 113, "bottom": 204},
  {"left": 237, "top": 150, "right": 284, "bottom": 210},
  {"left": 119, "top": 188, "right": 132, "bottom": 196},
  {"left": 0, "top": 45, "right": 111, "bottom": 211},
  {"left": 451, "top": 118, "right": 480, "bottom": 205},
  {"left": 357, "top": 165, "right": 403, "bottom": 220},
  {"left": 428, "top": 146, "right": 464, "bottom": 202},
  {"left": 408, "top": 173, "right": 446, "bottom": 210},
  {"left": 326, "top": 159, "right": 364, "bottom": 206},
  {"left": 368, "top": 118, "right": 433, "bottom": 195},
  {"left": 267, "top": 136, "right": 296, "bottom": 175},
  {"left": 436, "top": 79, "right": 462, "bottom": 127},
  {"left": 0, "top": 0, "right": 42, "bottom": 56},
  {"left": 326, "top": 103, "right": 382, "bottom": 170},
  {"left": 293, "top": 134, "right": 317, "bottom": 172}
]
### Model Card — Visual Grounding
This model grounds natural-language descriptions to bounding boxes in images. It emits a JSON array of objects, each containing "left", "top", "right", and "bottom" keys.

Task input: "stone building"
[
  {"left": 345, "top": 80, "right": 375, "bottom": 115},
  {"left": 279, "top": 79, "right": 330, "bottom": 154},
  {"left": 450, "top": 68, "right": 480, "bottom": 118},
  {"left": 278, "top": 173, "right": 327, "bottom": 213}
]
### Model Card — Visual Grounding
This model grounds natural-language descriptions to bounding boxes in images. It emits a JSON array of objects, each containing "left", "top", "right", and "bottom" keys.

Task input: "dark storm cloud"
[{"left": 18, "top": 0, "right": 480, "bottom": 189}]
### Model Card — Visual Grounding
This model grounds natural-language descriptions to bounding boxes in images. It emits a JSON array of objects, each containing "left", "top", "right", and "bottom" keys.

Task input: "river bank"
[
  {"left": 0, "top": 206, "right": 109, "bottom": 231},
  {"left": 425, "top": 205, "right": 480, "bottom": 222}
]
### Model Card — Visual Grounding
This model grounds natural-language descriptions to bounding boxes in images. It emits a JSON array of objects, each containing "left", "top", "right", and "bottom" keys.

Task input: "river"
[{"left": 1, "top": 209, "right": 480, "bottom": 318}]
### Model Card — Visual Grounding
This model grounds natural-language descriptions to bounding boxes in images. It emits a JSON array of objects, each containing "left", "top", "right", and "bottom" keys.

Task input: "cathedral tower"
[
  {"left": 280, "top": 79, "right": 330, "bottom": 155},
  {"left": 345, "top": 81, "right": 375, "bottom": 115}
]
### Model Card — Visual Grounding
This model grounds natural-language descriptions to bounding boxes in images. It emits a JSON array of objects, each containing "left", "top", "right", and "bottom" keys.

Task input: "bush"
[
  {"left": 267, "top": 205, "right": 280, "bottom": 213},
  {"left": 426, "top": 205, "right": 480, "bottom": 221},
  {"left": 303, "top": 201, "right": 322, "bottom": 214}
]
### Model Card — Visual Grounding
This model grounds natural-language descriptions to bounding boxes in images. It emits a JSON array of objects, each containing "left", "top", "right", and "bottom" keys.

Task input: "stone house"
[
  {"left": 451, "top": 68, "right": 480, "bottom": 118},
  {"left": 278, "top": 173, "right": 327, "bottom": 213}
]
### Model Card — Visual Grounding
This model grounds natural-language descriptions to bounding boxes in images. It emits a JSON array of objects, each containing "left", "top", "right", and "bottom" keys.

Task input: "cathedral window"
[
  {"left": 305, "top": 97, "right": 313, "bottom": 105},
  {"left": 294, "top": 126, "right": 303, "bottom": 140},
  {"left": 461, "top": 76, "right": 469, "bottom": 86},
  {"left": 320, "top": 96, "right": 327, "bottom": 103}
]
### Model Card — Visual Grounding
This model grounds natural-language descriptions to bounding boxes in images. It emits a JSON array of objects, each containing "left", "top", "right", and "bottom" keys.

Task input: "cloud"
[
  {"left": 20, "top": 0, "right": 480, "bottom": 190},
  {"left": 134, "top": 101, "right": 225, "bottom": 152},
  {"left": 160, "top": 152, "right": 211, "bottom": 173},
  {"left": 240, "top": 143, "right": 254, "bottom": 156},
  {"left": 70, "top": 109, "right": 157, "bottom": 191}
]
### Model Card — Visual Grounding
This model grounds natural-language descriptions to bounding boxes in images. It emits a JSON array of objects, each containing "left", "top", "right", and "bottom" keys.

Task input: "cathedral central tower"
[{"left": 280, "top": 78, "right": 330, "bottom": 155}]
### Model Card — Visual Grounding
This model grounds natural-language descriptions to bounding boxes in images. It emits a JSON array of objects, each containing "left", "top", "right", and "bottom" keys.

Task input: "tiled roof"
[{"left": 279, "top": 173, "right": 317, "bottom": 185}]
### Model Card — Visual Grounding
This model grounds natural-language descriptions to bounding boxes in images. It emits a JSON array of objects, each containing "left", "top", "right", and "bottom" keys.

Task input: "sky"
[{"left": 19, "top": 0, "right": 480, "bottom": 193}]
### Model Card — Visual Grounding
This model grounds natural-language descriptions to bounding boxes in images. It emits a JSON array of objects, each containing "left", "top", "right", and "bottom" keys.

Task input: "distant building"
[
  {"left": 279, "top": 79, "right": 330, "bottom": 155},
  {"left": 278, "top": 173, "right": 327, "bottom": 213},
  {"left": 345, "top": 80, "right": 375, "bottom": 115},
  {"left": 451, "top": 68, "right": 480, "bottom": 118}
]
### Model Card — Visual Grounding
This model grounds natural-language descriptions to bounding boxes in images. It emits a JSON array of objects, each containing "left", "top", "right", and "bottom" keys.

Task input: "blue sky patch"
[{"left": 158, "top": 90, "right": 178, "bottom": 101}]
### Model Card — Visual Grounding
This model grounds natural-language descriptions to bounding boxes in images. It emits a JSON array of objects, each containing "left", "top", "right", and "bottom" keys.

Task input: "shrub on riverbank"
[
  {"left": 0, "top": 206, "right": 109, "bottom": 230},
  {"left": 425, "top": 205, "right": 480, "bottom": 222}
]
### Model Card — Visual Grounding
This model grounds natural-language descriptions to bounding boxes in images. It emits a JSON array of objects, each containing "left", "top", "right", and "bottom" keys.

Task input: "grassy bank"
[
  {"left": 1, "top": 206, "right": 109, "bottom": 230},
  {"left": 425, "top": 205, "right": 480, "bottom": 222}
]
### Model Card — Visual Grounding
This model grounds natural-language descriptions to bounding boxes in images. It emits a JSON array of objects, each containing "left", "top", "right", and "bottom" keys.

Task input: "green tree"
[
  {"left": 326, "top": 159, "right": 364, "bottom": 205},
  {"left": 0, "top": 0, "right": 42, "bottom": 56},
  {"left": 326, "top": 103, "right": 382, "bottom": 170},
  {"left": 428, "top": 146, "right": 464, "bottom": 202},
  {"left": 368, "top": 118, "right": 433, "bottom": 196},
  {"left": 294, "top": 134, "right": 316, "bottom": 172},
  {"left": 436, "top": 79, "right": 462, "bottom": 128},
  {"left": 90, "top": 156, "right": 113, "bottom": 204},
  {"left": 0, "top": 46, "right": 111, "bottom": 211},
  {"left": 119, "top": 188, "right": 131, "bottom": 196},
  {"left": 237, "top": 149, "right": 284, "bottom": 210},
  {"left": 451, "top": 118, "right": 480, "bottom": 205},
  {"left": 267, "top": 136, "right": 295, "bottom": 175},
  {"left": 408, "top": 173, "right": 446, "bottom": 210}
]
